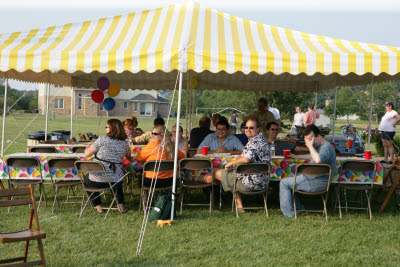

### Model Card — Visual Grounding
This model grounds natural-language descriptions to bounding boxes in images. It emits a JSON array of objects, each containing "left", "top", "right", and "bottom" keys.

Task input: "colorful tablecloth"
[
  {"left": 27, "top": 145, "right": 143, "bottom": 156},
  {"left": 0, "top": 153, "right": 142, "bottom": 180},
  {"left": 193, "top": 155, "right": 384, "bottom": 184}
]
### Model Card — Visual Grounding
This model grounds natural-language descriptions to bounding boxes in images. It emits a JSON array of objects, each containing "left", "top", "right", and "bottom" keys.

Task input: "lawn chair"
[
  {"left": 139, "top": 160, "right": 175, "bottom": 212},
  {"left": 335, "top": 160, "right": 376, "bottom": 220},
  {"left": 0, "top": 185, "right": 46, "bottom": 266},
  {"left": 292, "top": 163, "right": 332, "bottom": 221},
  {"left": 179, "top": 158, "right": 214, "bottom": 216},
  {"left": 373, "top": 158, "right": 400, "bottom": 213},
  {"left": 30, "top": 146, "right": 58, "bottom": 153},
  {"left": 75, "top": 161, "right": 126, "bottom": 219},
  {"left": 234, "top": 163, "right": 270, "bottom": 218},
  {"left": 48, "top": 157, "right": 82, "bottom": 213},
  {"left": 6, "top": 156, "right": 46, "bottom": 211}
]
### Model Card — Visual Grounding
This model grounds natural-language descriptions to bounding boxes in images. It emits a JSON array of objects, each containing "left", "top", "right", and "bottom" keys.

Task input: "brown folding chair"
[
  {"left": 30, "top": 147, "right": 58, "bottom": 153},
  {"left": 72, "top": 146, "right": 86, "bottom": 153},
  {"left": 43, "top": 140, "right": 67, "bottom": 144},
  {"left": 335, "top": 160, "right": 377, "bottom": 220},
  {"left": 75, "top": 161, "right": 126, "bottom": 219},
  {"left": 48, "top": 157, "right": 82, "bottom": 213},
  {"left": 179, "top": 159, "right": 214, "bottom": 216},
  {"left": 187, "top": 148, "right": 198, "bottom": 158},
  {"left": 139, "top": 160, "right": 175, "bottom": 212},
  {"left": 6, "top": 156, "right": 46, "bottom": 211},
  {"left": 0, "top": 185, "right": 46, "bottom": 266},
  {"left": 292, "top": 163, "right": 332, "bottom": 221},
  {"left": 374, "top": 158, "right": 400, "bottom": 213},
  {"left": 234, "top": 163, "right": 270, "bottom": 218}
]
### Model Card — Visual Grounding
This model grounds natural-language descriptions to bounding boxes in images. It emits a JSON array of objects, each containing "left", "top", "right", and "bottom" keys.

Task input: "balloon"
[
  {"left": 91, "top": 90, "right": 104, "bottom": 103},
  {"left": 212, "top": 158, "right": 221, "bottom": 168},
  {"left": 97, "top": 76, "right": 110, "bottom": 91},
  {"left": 280, "top": 160, "right": 289, "bottom": 170},
  {"left": 108, "top": 83, "right": 121, "bottom": 97},
  {"left": 103, "top": 97, "right": 116, "bottom": 111},
  {"left": 191, "top": 78, "right": 198, "bottom": 88}
]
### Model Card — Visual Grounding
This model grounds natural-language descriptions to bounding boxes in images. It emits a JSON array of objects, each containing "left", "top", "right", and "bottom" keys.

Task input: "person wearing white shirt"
[
  {"left": 378, "top": 101, "right": 400, "bottom": 164},
  {"left": 268, "top": 104, "right": 281, "bottom": 126},
  {"left": 291, "top": 107, "right": 304, "bottom": 132}
]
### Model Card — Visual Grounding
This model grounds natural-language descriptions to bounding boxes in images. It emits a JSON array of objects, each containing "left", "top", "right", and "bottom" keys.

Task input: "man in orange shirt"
[{"left": 303, "top": 104, "right": 320, "bottom": 126}]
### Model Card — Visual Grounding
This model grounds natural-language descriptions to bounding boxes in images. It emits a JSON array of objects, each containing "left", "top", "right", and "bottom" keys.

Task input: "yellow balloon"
[
  {"left": 108, "top": 83, "right": 121, "bottom": 97},
  {"left": 191, "top": 78, "right": 198, "bottom": 89}
]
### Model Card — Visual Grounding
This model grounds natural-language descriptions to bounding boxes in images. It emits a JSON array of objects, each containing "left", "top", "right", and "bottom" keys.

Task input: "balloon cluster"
[{"left": 91, "top": 77, "right": 120, "bottom": 111}]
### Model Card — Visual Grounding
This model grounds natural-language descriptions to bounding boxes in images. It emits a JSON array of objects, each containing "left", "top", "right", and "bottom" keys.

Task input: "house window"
[
  {"left": 140, "top": 103, "right": 152, "bottom": 116},
  {"left": 134, "top": 103, "right": 137, "bottom": 112},
  {"left": 124, "top": 101, "right": 128, "bottom": 109},
  {"left": 78, "top": 93, "right": 82, "bottom": 110},
  {"left": 54, "top": 99, "right": 64, "bottom": 109},
  {"left": 99, "top": 103, "right": 104, "bottom": 111}
]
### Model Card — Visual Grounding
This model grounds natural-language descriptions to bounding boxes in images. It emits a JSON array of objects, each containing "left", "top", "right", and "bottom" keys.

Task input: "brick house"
[{"left": 38, "top": 85, "right": 170, "bottom": 118}]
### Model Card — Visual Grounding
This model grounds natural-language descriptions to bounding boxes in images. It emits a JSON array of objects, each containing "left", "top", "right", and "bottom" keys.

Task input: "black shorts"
[{"left": 381, "top": 131, "right": 396, "bottom": 141}]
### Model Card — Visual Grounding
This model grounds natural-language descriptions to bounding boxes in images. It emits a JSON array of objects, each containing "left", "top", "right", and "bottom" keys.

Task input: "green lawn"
[{"left": 1, "top": 114, "right": 398, "bottom": 266}]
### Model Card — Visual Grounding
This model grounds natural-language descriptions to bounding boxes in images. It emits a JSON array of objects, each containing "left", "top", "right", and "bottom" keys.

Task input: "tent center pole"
[
  {"left": 332, "top": 87, "right": 338, "bottom": 143},
  {"left": 44, "top": 83, "right": 50, "bottom": 141},
  {"left": 367, "top": 83, "right": 374, "bottom": 150},
  {"left": 70, "top": 87, "right": 74, "bottom": 139},
  {"left": 314, "top": 83, "right": 318, "bottom": 124},
  {"left": 1, "top": 78, "right": 8, "bottom": 157},
  {"left": 171, "top": 71, "right": 183, "bottom": 220}
]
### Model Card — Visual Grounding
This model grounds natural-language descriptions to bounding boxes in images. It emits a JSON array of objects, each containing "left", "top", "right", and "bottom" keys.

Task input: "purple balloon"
[{"left": 97, "top": 77, "right": 110, "bottom": 91}]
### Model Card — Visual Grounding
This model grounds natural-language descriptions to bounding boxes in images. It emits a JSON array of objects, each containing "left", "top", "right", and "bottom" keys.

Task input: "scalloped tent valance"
[{"left": 1, "top": 1, "right": 400, "bottom": 91}]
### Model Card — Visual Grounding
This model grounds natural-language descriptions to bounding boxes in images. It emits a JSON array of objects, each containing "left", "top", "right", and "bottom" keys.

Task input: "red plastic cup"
[
  {"left": 283, "top": 150, "right": 290, "bottom": 159},
  {"left": 202, "top": 146, "right": 209, "bottom": 156},
  {"left": 365, "top": 150, "right": 371, "bottom": 160},
  {"left": 347, "top": 139, "right": 353, "bottom": 148}
]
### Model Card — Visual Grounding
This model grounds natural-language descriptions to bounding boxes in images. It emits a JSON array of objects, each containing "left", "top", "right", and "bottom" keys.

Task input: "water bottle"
[{"left": 270, "top": 142, "right": 275, "bottom": 157}]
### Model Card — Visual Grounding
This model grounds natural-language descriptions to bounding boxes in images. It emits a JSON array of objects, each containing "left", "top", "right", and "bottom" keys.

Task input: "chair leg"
[
  {"left": 322, "top": 195, "right": 328, "bottom": 221},
  {"left": 209, "top": 186, "right": 213, "bottom": 216},
  {"left": 219, "top": 183, "right": 222, "bottom": 210},
  {"left": 366, "top": 190, "right": 372, "bottom": 220},
  {"left": 344, "top": 189, "right": 348, "bottom": 213},
  {"left": 52, "top": 186, "right": 61, "bottom": 213},
  {"left": 234, "top": 191, "right": 239, "bottom": 218},
  {"left": 23, "top": 240, "right": 29, "bottom": 262},
  {"left": 180, "top": 189, "right": 184, "bottom": 215},
  {"left": 104, "top": 197, "right": 116, "bottom": 219},
  {"left": 337, "top": 187, "right": 342, "bottom": 219},
  {"left": 293, "top": 194, "right": 297, "bottom": 220},
  {"left": 263, "top": 192, "right": 268, "bottom": 218},
  {"left": 79, "top": 192, "right": 93, "bottom": 219},
  {"left": 37, "top": 239, "right": 46, "bottom": 266}
]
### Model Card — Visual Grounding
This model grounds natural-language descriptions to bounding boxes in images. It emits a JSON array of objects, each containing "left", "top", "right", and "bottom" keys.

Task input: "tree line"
[{"left": 0, "top": 79, "right": 38, "bottom": 114}]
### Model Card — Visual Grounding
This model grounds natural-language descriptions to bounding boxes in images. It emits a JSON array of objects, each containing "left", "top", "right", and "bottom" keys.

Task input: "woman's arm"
[
  {"left": 85, "top": 142, "right": 98, "bottom": 157},
  {"left": 393, "top": 114, "right": 400, "bottom": 127},
  {"left": 182, "top": 138, "right": 189, "bottom": 156}
]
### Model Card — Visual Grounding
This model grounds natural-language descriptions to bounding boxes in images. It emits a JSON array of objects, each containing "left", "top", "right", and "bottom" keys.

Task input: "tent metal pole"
[
  {"left": 367, "top": 83, "right": 374, "bottom": 150},
  {"left": 171, "top": 71, "right": 183, "bottom": 220},
  {"left": 70, "top": 87, "right": 74, "bottom": 139},
  {"left": 1, "top": 78, "right": 8, "bottom": 157},
  {"left": 314, "top": 83, "right": 318, "bottom": 124},
  {"left": 44, "top": 83, "right": 50, "bottom": 141},
  {"left": 332, "top": 87, "right": 338, "bottom": 143},
  {"left": 185, "top": 75, "right": 190, "bottom": 138},
  {"left": 191, "top": 87, "right": 195, "bottom": 130}
]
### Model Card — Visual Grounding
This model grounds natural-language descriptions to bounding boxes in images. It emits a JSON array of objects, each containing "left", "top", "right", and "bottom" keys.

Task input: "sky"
[{"left": 1, "top": 0, "right": 400, "bottom": 91}]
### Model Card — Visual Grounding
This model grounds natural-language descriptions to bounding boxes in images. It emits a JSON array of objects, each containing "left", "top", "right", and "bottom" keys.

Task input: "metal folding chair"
[
  {"left": 292, "top": 163, "right": 332, "bottom": 221},
  {"left": 335, "top": 160, "right": 377, "bottom": 220},
  {"left": 30, "top": 147, "right": 58, "bottom": 153},
  {"left": 72, "top": 146, "right": 86, "bottom": 153},
  {"left": 0, "top": 185, "right": 46, "bottom": 266},
  {"left": 179, "top": 158, "right": 214, "bottom": 216},
  {"left": 43, "top": 140, "right": 67, "bottom": 144},
  {"left": 234, "top": 163, "right": 270, "bottom": 218},
  {"left": 6, "top": 156, "right": 46, "bottom": 211},
  {"left": 48, "top": 157, "right": 82, "bottom": 213}
]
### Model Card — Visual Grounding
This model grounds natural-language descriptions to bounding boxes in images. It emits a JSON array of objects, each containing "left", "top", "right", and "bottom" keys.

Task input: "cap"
[{"left": 385, "top": 101, "right": 394, "bottom": 107}]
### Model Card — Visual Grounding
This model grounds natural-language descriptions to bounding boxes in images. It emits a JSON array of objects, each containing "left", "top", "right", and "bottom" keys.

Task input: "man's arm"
[
  {"left": 306, "top": 136, "right": 321, "bottom": 163},
  {"left": 393, "top": 114, "right": 400, "bottom": 127}
]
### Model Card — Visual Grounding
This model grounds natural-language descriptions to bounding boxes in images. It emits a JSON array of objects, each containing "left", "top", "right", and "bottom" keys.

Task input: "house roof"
[{"left": 131, "top": 94, "right": 169, "bottom": 103}]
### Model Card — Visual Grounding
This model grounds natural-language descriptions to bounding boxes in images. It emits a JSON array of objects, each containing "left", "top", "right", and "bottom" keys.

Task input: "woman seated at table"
[
  {"left": 171, "top": 125, "right": 188, "bottom": 156},
  {"left": 84, "top": 119, "right": 131, "bottom": 214},
  {"left": 188, "top": 117, "right": 270, "bottom": 211},
  {"left": 129, "top": 116, "right": 145, "bottom": 137},
  {"left": 136, "top": 125, "right": 185, "bottom": 207}
]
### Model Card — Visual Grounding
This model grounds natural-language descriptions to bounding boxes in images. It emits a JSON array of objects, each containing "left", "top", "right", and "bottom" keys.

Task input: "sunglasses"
[
  {"left": 269, "top": 128, "right": 279, "bottom": 132},
  {"left": 105, "top": 126, "right": 109, "bottom": 129},
  {"left": 152, "top": 132, "right": 161, "bottom": 136},
  {"left": 243, "top": 126, "right": 255, "bottom": 130}
]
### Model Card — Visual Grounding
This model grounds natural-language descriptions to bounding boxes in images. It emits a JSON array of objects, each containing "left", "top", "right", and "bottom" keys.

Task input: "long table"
[
  {"left": 0, "top": 153, "right": 142, "bottom": 180},
  {"left": 27, "top": 144, "right": 144, "bottom": 155},
  {"left": 193, "top": 154, "right": 384, "bottom": 184}
]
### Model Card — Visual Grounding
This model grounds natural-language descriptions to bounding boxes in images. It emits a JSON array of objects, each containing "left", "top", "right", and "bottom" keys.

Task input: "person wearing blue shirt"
[{"left": 197, "top": 120, "right": 244, "bottom": 155}]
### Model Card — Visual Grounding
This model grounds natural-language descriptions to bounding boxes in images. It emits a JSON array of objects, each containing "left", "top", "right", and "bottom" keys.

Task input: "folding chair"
[
  {"left": 139, "top": 160, "right": 175, "bottom": 212},
  {"left": 292, "top": 163, "right": 332, "bottom": 221},
  {"left": 48, "top": 157, "right": 82, "bottom": 213},
  {"left": 187, "top": 148, "right": 198, "bottom": 158},
  {"left": 179, "top": 158, "right": 214, "bottom": 216},
  {"left": 75, "top": 161, "right": 125, "bottom": 219},
  {"left": 0, "top": 185, "right": 46, "bottom": 266},
  {"left": 72, "top": 146, "right": 86, "bottom": 153},
  {"left": 43, "top": 140, "right": 67, "bottom": 144},
  {"left": 335, "top": 160, "right": 377, "bottom": 220},
  {"left": 30, "top": 147, "right": 58, "bottom": 153},
  {"left": 374, "top": 158, "right": 400, "bottom": 213},
  {"left": 6, "top": 156, "right": 46, "bottom": 211},
  {"left": 233, "top": 163, "right": 270, "bottom": 218}
]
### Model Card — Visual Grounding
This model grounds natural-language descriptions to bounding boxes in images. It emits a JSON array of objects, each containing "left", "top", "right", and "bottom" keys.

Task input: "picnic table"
[{"left": 193, "top": 154, "right": 384, "bottom": 184}]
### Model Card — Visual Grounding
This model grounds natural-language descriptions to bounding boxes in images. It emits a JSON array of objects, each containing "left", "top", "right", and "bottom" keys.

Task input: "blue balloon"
[{"left": 103, "top": 97, "right": 116, "bottom": 111}]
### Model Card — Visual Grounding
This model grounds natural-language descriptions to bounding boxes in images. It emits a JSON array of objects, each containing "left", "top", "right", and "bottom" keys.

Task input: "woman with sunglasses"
[
  {"left": 85, "top": 119, "right": 131, "bottom": 214},
  {"left": 136, "top": 125, "right": 185, "bottom": 207}
]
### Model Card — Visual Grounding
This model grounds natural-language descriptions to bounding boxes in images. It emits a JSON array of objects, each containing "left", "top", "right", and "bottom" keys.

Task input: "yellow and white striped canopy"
[{"left": 1, "top": 1, "right": 400, "bottom": 91}]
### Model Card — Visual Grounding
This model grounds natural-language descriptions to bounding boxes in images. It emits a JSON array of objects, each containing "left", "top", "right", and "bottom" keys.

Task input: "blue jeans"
[{"left": 279, "top": 175, "right": 328, "bottom": 217}]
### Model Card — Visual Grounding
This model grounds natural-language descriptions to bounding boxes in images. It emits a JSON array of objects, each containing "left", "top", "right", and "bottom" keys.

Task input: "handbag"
[{"left": 148, "top": 192, "right": 174, "bottom": 222}]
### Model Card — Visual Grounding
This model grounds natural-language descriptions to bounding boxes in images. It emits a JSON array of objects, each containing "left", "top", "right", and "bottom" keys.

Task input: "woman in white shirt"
[
  {"left": 291, "top": 107, "right": 304, "bottom": 132},
  {"left": 378, "top": 101, "right": 400, "bottom": 164}
]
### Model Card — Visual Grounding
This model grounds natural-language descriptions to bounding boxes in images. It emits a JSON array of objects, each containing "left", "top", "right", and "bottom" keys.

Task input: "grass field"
[{"left": 1, "top": 114, "right": 398, "bottom": 266}]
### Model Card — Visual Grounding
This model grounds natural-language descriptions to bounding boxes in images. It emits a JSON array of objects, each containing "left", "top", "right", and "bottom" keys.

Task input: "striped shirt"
[{"left": 198, "top": 133, "right": 244, "bottom": 151}]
